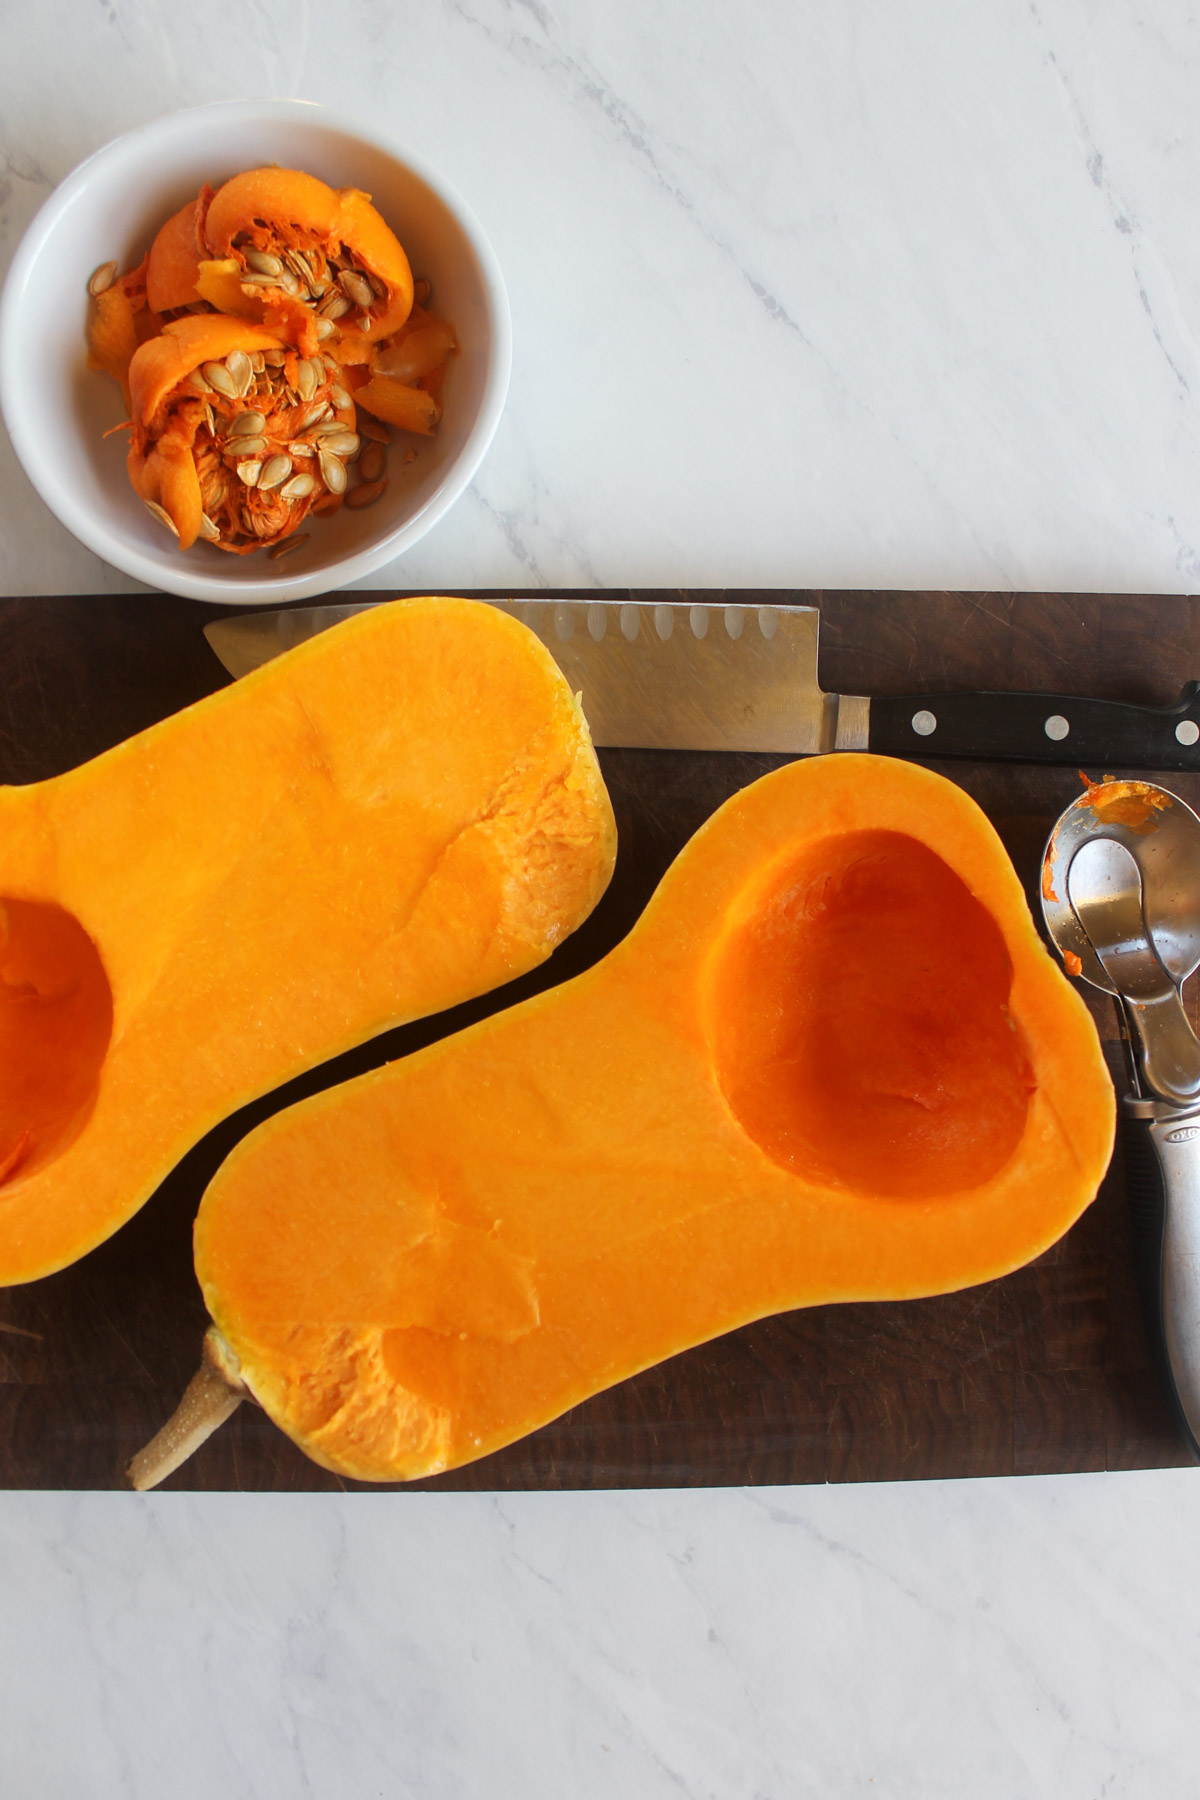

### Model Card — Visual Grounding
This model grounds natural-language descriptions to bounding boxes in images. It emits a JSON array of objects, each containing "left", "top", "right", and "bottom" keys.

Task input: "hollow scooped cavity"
[
  {"left": 708, "top": 830, "right": 1034, "bottom": 1198},
  {"left": 0, "top": 899, "right": 113, "bottom": 1186}
]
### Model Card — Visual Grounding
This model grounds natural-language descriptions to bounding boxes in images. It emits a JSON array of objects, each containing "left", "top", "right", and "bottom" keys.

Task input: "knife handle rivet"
[
  {"left": 620, "top": 604, "right": 640, "bottom": 642},
  {"left": 587, "top": 605, "right": 607, "bottom": 642},
  {"left": 911, "top": 709, "right": 937, "bottom": 737},
  {"left": 1044, "top": 713, "right": 1070, "bottom": 742},
  {"left": 654, "top": 604, "right": 674, "bottom": 640},
  {"left": 690, "top": 606, "right": 709, "bottom": 640},
  {"left": 1177, "top": 720, "right": 1200, "bottom": 747}
]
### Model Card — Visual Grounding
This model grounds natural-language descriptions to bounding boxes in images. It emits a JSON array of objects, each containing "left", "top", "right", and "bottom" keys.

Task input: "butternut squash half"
[
  {"left": 136, "top": 754, "right": 1114, "bottom": 1487},
  {"left": 0, "top": 598, "right": 616, "bottom": 1287}
]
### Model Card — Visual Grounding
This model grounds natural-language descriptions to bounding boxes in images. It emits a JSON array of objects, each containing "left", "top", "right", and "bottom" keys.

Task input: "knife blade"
[{"left": 203, "top": 598, "right": 1200, "bottom": 765}]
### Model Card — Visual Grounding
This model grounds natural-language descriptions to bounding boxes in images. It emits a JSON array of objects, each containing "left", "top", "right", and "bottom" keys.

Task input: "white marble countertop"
[{"left": 1, "top": 3, "right": 1198, "bottom": 1794}]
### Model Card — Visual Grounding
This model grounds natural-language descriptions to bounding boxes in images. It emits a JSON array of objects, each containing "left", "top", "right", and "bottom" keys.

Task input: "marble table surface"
[{"left": 1, "top": 2, "right": 1198, "bottom": 1793}]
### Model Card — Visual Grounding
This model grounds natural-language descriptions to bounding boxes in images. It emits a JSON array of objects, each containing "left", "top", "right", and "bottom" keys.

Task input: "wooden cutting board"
[{"left": 1, "top": 587, "right": 1197, "bottom": 1491}]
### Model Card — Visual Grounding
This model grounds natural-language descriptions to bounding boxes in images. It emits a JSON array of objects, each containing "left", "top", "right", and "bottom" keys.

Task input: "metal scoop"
[
  {"left": 1042, "top": 779, "right": 1200, "bottom": 1459},
  {"left": 1066, "top": 835, "right": 1200, "bottom": 1105}
]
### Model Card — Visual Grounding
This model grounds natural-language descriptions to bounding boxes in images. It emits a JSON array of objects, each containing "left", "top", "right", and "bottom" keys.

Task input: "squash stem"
[{"left": 127, "top": 1327, "right": 245, "bottom": 1491}]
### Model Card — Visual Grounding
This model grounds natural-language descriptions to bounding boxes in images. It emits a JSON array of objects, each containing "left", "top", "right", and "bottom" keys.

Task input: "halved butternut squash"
[
  {"left": 135, "top": 754, "right": 1114, "bottom": 1486},
  {"left": 0, "top": 598, "right": 616, "bottom": 1287}
]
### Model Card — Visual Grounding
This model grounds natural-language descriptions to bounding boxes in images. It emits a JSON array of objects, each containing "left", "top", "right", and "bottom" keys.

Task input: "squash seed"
[
  {"left": 245, "top": 249, "right": 284, "bottom": 277},
  {"left": 225, "top": 351, "right": 254, "bottom": 396},
  {"left": 258, "top": 454, "right": 293, "bottom": 491},
  {"left": 318, "top": 450, "right": 348, "bottom": 494},
  {"left": 295, "top": 360, "right": 319, "bottom": 404},
  {"left": 188, "top": 368, "right": 213, "bottom": 395},
  {"left": 236, "top": 460, "right": 263, "bottom": 487},
  {"left": 368, "top": 272, "right": 387, "bottom": 301},
  {"left": 88, "top": 259, "right": 119, "bottom": 296},
  {"left": 200, "top": 471, "right": 227, "bottom": 510},
  {"left": 339, "top": 269, "right": 376, "bottom": 310},
  {"left": 358, "top": 413, "right": 391, "bottom": 444},
  {"left": 315, "top": 319, "right": 336, "bottom": 340},
  {"left": 413, "top": 278, "right": 431, "bottom": 306},
  {"left": 263, "top": 347, "right": 288, "bottom": 367},
  {"left": 269, "top": 533, "right": 310, "bottom": 561},
  {"left": 280, "top": 472, "right": 317, "bottom": 501},
  {"left": 319, "top": 430, "right": 360, "bottom": 459},
  {"left": 286, "top": 250, "right": 321, "bottom": 297},
  {"left": 229, "top": 411, "right": 267, "bottom": 437},
  {"left": 287, "top": 440, "right": 316, "bottom": 458},
  {"left": 250, "top": 352, "right": 266, "bottom": 374},
  {"left": 294, "top": 400, "right": 331, "bottom": 433},
  {"left": 358, "top": 441, "right": 386, "bottom": 484},
  {"left": 198, "top": 512, "right": 222, "bottom": 542},
  {"left": 345, "top": 477, "right": 388, "bottom": 509},
  {"left": 329, "top": 384, "right": 352, "bottom": 410},
  {"left": 202, "top": 361, "right": 239, "bottom": 398},
  {"left": 229, "top": 435, "right": 268, "bottom": 457},
  {"left": 143, "top": 499, "right": 179, "bottom": 536},
  {"left": 318, "top": 291, "right": 352, "bottom": 321}
]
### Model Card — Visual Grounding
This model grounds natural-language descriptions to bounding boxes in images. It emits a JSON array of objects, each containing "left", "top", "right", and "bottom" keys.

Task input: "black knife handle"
[{"left": 867, "top": 682, "right": 1200, "bottom": 769}]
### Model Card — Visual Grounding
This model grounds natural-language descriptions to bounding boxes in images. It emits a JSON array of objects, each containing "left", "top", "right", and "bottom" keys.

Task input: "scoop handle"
[{"left": 1123, "top": 1106, "right": 1200, "bottom": 1459}]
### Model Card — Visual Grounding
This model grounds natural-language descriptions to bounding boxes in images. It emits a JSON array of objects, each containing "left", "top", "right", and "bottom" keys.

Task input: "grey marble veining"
[
  {"left": 1, "top": 0, "right": 1198, "bottom": 596},
  {"left": 1, "top": 1473, "right": 1198, "bottom": 1797}
]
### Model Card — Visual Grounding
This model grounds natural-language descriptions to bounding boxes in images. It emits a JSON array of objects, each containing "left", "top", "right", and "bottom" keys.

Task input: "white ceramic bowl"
[{"left": 0, "top": 99, "right": 511, "bottom": 604}]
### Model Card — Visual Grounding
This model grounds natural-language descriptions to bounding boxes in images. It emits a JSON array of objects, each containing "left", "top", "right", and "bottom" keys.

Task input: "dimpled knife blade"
[{"left": 203, "top": 598, "right": 867, "bottom": 754}]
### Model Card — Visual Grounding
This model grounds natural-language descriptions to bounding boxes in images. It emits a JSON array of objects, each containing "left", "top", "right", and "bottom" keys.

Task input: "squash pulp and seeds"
[
  {"left": 228, "top": 240, "right": 389, "bottom": 333},
  {"left": 177, "top": 346, "right": 359, "bottom": 552},
  {"left": 86, "top": 165, "right": 455, "bottom": 557}
]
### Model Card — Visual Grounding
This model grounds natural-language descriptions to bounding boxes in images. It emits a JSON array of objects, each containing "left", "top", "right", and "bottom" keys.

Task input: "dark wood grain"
[{"left": 1, "top": 587, "right": 1197, "bottom": 1490}]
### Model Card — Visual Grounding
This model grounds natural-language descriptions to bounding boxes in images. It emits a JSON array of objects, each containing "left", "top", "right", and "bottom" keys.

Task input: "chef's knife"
[{"left": 203, "top": 599, "right": 1200, "bottom": 765}]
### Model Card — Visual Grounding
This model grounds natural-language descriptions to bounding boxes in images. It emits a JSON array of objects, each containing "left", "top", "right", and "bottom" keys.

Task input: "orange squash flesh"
[
  {"left": 86, "top": 284, "right": 141, "bottom": 393},
  {"left": 711, "top": 830, "right": 1034, "bottom": 1198},
  {"left": 0, "top": 598, "right": 616, "bottom": 1287},
  {"left": 189, "top": 754, "right": 1115, "bottom": 1484},
  {"left": 202, "top": 166, "right": 341, "bottom": 256},
  {"left": 145, "top": 198, "right": 206, "bottom": 314},
  {"left": 86, "top": 257, "right": 164, "bottom": 399},
  {"left": 352, "top": 375, "right": 441, "bottom": 435},
  {"left": 0, "top": 901, "right": 114, "bottom": 1188}
]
